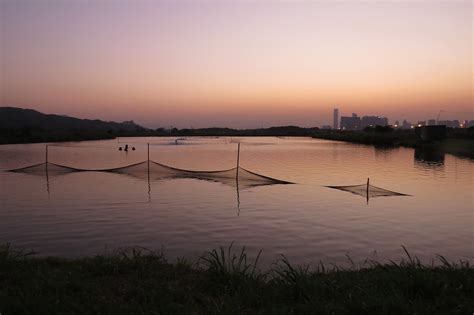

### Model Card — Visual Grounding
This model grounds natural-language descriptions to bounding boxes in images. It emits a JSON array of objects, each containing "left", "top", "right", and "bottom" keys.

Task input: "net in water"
[
  {"left": 326, "top": 183, "right": 408, "bottom": 198},
  {"left": 9, "top": 161, "right": 292, "bottom": 189},
  {"left": 104, "top": 160, "right": 291, "bottom": 188},
  {"left": 9, "top": 162, "right": 82, "bottom": 176}
]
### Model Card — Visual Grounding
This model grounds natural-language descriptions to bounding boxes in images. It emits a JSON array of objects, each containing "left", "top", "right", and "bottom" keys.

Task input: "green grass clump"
[{"left": 0, "top": 243, "right": 473, "bottom": 314}]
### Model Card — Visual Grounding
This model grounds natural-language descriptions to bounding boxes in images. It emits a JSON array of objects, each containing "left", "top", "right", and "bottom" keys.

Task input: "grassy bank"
[
  {"left": 312, "top": 130, "right": 474, "bottom": 159},
  {"left": 1, "top": 244, "right": 473, "bottom": 314}
]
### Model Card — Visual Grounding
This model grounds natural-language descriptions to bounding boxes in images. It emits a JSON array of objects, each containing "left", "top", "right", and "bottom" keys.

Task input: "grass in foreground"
[{"left": 0, "top": 243, "right": 473, "bottom": 314}]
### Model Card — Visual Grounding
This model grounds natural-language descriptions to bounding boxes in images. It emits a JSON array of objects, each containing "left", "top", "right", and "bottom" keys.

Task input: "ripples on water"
[{"left": 0, "top": 137, "right": 472, "bottom": 266}]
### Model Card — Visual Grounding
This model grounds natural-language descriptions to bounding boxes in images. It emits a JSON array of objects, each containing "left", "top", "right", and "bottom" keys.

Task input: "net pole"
[
  {"left": 45, "top": 145, "right": 49, "bottom": 172},
  {"left": 147, "top": 143, "right": 150, "bottom": 178},
  {"left": 236, "top": 173, "right": 240, "bottom": 216},
  {"left": 366, "top": 178, "right": 370, "bottom": 202},
  {"left": 236, "top": 142, "right": 240, "bottom": 179},
  {"left": 146, "top": 143, "right": 151, "bottom": 200},
  {"left": 45, "top": 145, "right": 50, "bottom": 197}
]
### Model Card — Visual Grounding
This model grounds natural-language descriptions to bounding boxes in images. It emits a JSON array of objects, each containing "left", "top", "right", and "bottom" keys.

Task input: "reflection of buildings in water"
[
  {"left": 331, "top": 142, "right": 340, "bottom": 161},
  {"left": 414, "top": 148, "right": 445, "bottom": 168},
  {"left": 373, "top": 146, "right": 398, "bottom": 161}
]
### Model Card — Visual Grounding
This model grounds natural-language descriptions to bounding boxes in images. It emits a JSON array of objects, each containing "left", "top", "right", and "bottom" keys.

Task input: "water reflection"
[
  {"left": 0, "top": 137, "right": 472, "bottom": 266},
  {"left": 19, "top": 167, "right": 273, "bottom": 217},
  {"left": 414, "top": 148, "right": 445, "bottom": 168},
  {"left": 374, "top": 146, "right": 399, "bottom": 160},
  {"left": 45, "top": 169, "right": 50, "bottom": 198}
]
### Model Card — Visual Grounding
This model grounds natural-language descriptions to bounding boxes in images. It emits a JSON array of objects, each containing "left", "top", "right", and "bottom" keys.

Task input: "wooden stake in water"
[
  {"left": 366, "top": 177, "right": 370, "bottom": 203},
  {"left": 147, "top": 143, "right": 151, "bottom": 200},
  {"left": 236, "top": 142, "right": 241, "bottom": 179},
  {"left": 45, "top": 145, "right": 49, "bottom": 172},
  {"left": 147, "top": 143, "right": 150, "bottom": 176}
]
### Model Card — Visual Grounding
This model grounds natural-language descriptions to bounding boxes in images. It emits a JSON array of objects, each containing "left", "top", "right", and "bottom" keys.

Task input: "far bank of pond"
[{"left": 312, "top": 129, "right": 474, "bottom": 159}]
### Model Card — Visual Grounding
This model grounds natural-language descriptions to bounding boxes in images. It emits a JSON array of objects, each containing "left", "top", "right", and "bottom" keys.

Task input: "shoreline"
[
  {"left": 1, "top": 244, "right": 473, "bottom": 313},
  {"left": 0, "top": 126, "right": 318, "bottom": 145},
  {"left": 312, "top": 131, "right": 474, "bottom": 159},
  {"left": 2, "top": 131, "right": 473, "bottom": 160}
]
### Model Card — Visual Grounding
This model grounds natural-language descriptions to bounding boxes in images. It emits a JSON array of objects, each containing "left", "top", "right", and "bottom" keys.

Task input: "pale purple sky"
[{"left": 1, "top": 0, "right": 472, "bottom": 128}]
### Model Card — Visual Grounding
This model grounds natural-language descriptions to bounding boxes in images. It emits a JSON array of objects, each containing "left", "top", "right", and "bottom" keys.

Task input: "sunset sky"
[{"left": 1, "top": 0, "right": 472, "bottom": 128}]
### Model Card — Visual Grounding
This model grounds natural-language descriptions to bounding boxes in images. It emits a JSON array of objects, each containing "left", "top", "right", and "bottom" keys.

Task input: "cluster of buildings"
[
  {"left": 326, "top": 108, "right": 474, "bottom": 131},
  {"left": 393, "top": 119, "right": 474, "bottom": 129},
  {"left": 329, "top": 109, "right": 388, "bottom": 131}
]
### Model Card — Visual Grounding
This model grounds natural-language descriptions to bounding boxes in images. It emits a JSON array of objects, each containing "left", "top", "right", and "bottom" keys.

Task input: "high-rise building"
[
  {"left": 402, "top": 120, "right": 412, "bottom": 129},
  {"left": 361, "top": 116, "right": 389, "bottom": 129},
  {"left": 333, "top": 108, "right": 339, "bottom": 130},
  {"left": 340, "top": 113, "right": 361, "bottom": 130},
  {"left": 427, "top": 119, "right": 436, "bottom": 126},
  {"left": 439, "top": 120, "right": 460, "bottom": 128}
]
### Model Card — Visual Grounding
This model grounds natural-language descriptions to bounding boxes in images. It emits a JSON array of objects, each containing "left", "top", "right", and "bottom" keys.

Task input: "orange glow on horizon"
[{"left": 1, "top": 1, "right": 472, "bottom": 127}]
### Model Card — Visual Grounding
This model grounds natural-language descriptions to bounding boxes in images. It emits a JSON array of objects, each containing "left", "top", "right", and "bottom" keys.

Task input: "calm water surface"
[{"left": 0, "top": 137, "right": 472, "bottom": 266}]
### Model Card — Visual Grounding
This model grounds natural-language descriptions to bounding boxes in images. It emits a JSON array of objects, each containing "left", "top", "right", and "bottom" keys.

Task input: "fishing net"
[
  {"left": 326, "top": 184, "right": 408, "bottom": 198},
  {"left": 9, "top": 162, "right": 82, "bottom": 176},
  {"left": 9, "top": 160, "right": 292, "bottom": 189}
]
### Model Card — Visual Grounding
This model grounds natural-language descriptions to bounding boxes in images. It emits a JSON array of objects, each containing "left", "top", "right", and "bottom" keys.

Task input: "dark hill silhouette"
[
  {"left": 0, "top": 107, "right": 321, "bottom": 144},
  {"left": 0, "top": 107, "right": 145, "bottom": 131},
  {"left": 0, "top": 107, "right": 148, "bottom": 144}
]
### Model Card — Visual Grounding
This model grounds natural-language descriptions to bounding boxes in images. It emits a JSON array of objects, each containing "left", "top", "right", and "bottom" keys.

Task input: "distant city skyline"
[
  {"left": 334, "top": 109, "right": 473, "bottom": 130},
  {"left": 1, "top": 1, "right": 472, "bottom": 128}
]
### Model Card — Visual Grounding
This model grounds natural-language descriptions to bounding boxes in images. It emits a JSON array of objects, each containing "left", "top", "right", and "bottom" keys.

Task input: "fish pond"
[{"left": 0, "top": 137, "right": 472, "bottom": 267}]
